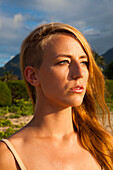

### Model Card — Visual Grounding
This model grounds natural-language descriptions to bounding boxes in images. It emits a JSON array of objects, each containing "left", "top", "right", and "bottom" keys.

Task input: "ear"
[{"left": 24, "top": 66, "right": 40, "bottom": 86}]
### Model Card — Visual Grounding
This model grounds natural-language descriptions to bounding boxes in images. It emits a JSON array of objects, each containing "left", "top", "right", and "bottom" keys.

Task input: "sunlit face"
[{"left": 37, "top": 34, "right": 89, "bottom": 108}]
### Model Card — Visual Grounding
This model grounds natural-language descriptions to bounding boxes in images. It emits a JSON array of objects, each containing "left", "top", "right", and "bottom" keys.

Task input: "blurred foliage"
[
  {"left": 7, "top": 80, "right": 29, "bottom": 102},
  {"left": 0, "top": 81, "right": 12, "bottom": 106},
  {"left": 104, "top": 60, "right": 113, "bottom": 79},
  {"left": 0, "top": 119, "right": 12, "bottom": 127},
  {"left": 105, "top": 79, "right": 113, "bottom": 101},
  {"left": 0, "top": 98, "right": 33, "bottom": 139},
  {"left": 0, "top": 99, "right": 33, "bottom": 119},
  {"left": 92, "top": 51, "right": 105, "bottom": 71},
  {"left": 0, "top": 70, "right": 18, "bottom": 81},
  {"left": 0, "top": 128, "right": 18, "bottom": 139}
]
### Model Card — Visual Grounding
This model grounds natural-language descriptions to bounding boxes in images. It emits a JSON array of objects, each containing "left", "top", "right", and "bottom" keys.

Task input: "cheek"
[
  {"left": 39, "top": 68, "right": 64, "bottom": 94},
  {"left": 46, "top": 67, "right": 66, "bottom": 84},
  {"left": 84, "top": 70, "right": 89, "bottom": 88},
  {"left": 86, "top": 72, "right": 89, "bottom": 83}
]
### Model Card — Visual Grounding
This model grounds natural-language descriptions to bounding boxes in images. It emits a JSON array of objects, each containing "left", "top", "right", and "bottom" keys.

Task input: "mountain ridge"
[
  {"left": 101, "top": 47, "right": 113, "bottom": 64},
  {"left": 0, "top": 54, "right": 21, "bottom": 78}
]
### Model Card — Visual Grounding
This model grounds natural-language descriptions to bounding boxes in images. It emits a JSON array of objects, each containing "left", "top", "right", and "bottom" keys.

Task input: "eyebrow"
[{"left": 55, "top": 54, "right": 88, "bottom": 60}]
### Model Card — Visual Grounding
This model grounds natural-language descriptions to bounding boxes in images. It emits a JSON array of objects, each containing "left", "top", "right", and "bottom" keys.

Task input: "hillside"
[
  {"left": 101, "top": 47, "right": 113, "bottom": 64},
  {"left": 0, "top": 54, "right": 21, "bottom": 78}
]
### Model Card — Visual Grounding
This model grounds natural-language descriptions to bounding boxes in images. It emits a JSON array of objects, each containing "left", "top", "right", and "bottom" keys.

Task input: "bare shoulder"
[{"left": 0, "top": 141, "right": 18, "bottom": 170}]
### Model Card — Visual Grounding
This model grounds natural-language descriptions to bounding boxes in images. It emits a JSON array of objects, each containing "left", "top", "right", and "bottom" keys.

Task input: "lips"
[{"left": 69, "top": 85, "right": 84, "bottom": 93}]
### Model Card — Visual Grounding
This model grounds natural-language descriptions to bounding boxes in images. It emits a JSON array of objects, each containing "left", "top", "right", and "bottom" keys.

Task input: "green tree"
[
  {"left": 0, "top": 71, "right": 18, "bottom": 81},
  {"left": 104, "top": 60, "right": 113, "bottom": 79},
  {"left": 92, "top": 51, "right": 105, "bottom": 71},
  {"left": 0, "top": 81, "right": 12, "bottom": 106}
]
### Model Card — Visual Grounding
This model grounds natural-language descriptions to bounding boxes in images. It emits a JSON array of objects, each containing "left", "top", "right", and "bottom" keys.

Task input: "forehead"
[{"left": 42, "top": 34, "right": 86, "bottom": 56}]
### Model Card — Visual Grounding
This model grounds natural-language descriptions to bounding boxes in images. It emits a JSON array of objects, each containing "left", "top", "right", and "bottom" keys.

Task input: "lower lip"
[{"left": 69, "top": 88, "right": 84, "bottom": 93}]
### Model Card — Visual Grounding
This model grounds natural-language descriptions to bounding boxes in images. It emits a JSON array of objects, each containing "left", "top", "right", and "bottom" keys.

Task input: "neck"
[{"left": 30, "top": 102, "right": 74, "bottom": 139}]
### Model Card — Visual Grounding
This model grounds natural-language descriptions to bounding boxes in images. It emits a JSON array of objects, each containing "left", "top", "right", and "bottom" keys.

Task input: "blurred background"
[{"left": 0, "top": 0, "right": 113, "bottom": 138}]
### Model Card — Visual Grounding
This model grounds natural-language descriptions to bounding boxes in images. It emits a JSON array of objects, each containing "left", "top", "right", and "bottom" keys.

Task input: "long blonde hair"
[{"left": 20, "top": 23, "right": 113, "bottom": 169}]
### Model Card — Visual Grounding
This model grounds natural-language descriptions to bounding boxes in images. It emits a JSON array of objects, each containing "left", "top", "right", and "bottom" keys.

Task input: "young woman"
[{"left": 0, "top": 23, "right": 113, "bottom": 170}]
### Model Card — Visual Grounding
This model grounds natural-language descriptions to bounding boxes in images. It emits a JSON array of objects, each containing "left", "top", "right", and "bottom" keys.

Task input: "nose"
[{"left": 71, "top": 62, "right": 85, "bottom": 79}]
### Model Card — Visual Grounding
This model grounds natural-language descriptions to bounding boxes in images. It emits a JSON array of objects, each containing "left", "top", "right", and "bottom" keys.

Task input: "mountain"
[
  {"left": 0, "top": 54, "right": 21, "bottom": 78},
  {"left": 101, "top": 47, "right": 113, "bottom": 65}
]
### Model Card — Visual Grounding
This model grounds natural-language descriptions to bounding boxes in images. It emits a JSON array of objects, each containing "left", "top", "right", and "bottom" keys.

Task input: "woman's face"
[{"left": 37, "top": 34, "right": 89, "bottom": 108}]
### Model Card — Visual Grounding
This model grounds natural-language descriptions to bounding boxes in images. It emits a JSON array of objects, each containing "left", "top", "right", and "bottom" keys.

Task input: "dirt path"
[
  {"left": 0, "top": 112, "right": 113, "bottom": 134},
  {"left": 0, "top": 114, "right": 33, "bottom": 132},
  {"left": 104, "top": 112, "right": 113, "bottom": 133}
]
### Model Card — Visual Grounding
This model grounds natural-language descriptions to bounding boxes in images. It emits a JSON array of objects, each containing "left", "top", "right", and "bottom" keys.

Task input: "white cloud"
[
  {"left": 13, "top": 14, "right": 24, "bottom": 28},
  {"left": 0, "top": 13, "right": 28, "bottom": 44},
  {"left": 83, "top": 28, "right": 101, "bottom": 36},
  {"left": 0, "top": 12, "right": 29, "bottom": 66},
  {"left": 0, "top": 13, "right": 24, "bottom": 30}
]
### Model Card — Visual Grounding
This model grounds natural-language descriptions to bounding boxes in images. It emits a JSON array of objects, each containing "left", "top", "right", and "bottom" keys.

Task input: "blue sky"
[{"left": 0, "top": 0, "right": 113, "bottom": 67}]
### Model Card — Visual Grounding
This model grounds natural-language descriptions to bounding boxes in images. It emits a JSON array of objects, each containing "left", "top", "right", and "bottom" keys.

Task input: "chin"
[
  {"left": 68, "top": 96, "right": 84, "bottom": 107},
  {"left": 62, "top": 98, "right": 83, "bottom": 107},
  {"left": 71, "top": 101, "right": 83, "bottom": 107}
]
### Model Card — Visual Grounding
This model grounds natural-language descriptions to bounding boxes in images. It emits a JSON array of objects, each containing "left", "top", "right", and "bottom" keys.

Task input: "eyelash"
[
  {"left": 57, "top": 60, "right": 70, "bottom": 65},
  {"left": 57, "top": 60, "right": 88, "bottom": 66},
  {"left": 81, "top": 61, "right": 88, "bottom": 66}
]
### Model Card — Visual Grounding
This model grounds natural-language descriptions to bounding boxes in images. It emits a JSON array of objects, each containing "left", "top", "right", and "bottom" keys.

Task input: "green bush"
[
  {"left": 0, "top": 127, "right": 18, "bottom": 139},
  {"left": 7, "top": 80, "right": 29, "bottom": 102},
  {"left": 0, "top": 119, "right": 12, "bottom": 127},
  {"left": 104, "top": 60, "right": 113, "bottom": 79},
  {"left": 0, "top": 81, "right": 12, "bottom": 106}
]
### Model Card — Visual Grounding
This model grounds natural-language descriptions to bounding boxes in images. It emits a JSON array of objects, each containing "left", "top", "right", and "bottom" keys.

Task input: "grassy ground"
[{"left": 0, "top": 99, "right": 33, "bottom": 139}]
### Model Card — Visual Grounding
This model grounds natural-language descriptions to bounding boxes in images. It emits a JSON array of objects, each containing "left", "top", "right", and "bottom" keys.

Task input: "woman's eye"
[
  {"left": 58, "top": 60, "right": 70, "bottom": 65},
  {"left": 81, "top": 61, "right": 88, "bottom": 66}
]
